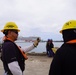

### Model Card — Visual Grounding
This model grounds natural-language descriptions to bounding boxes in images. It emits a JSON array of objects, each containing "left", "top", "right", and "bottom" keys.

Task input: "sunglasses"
[{"left": 12, "top": 30, "right": 18, "bottom": 34}]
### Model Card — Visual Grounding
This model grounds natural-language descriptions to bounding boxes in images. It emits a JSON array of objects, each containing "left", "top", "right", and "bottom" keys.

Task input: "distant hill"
[{"left": 17, "top": 36, "right": 41, "bottom": 42}]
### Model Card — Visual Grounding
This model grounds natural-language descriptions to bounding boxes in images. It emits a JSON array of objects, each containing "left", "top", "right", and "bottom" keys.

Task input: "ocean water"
[{"left": 16, "top": 42, "right": 63, "bottom": 53}]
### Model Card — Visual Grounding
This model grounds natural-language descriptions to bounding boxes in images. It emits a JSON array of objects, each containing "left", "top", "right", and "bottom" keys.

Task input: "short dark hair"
[{"left": 3, "top": 30, "right": 8, "bottom": 36}]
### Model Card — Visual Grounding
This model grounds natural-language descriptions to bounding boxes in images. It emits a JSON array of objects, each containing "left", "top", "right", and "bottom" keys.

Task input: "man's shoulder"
[
  {"left": 3, "top": 41, "right": 14, "bottom": 45},
  {"left": 56, "top": 43, "right": 74, "bottom": 54},
  {"left": 3, "top": 41, "right": 15, "bottom": 49}
]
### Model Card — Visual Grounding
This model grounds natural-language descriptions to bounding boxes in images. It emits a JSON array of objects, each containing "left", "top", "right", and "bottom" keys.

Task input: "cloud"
[{"left": 0, "top": 0, "right": 76, "bottom": 40}]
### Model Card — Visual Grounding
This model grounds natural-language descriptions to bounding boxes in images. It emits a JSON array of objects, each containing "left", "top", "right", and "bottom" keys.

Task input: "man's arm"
[{"left": 8, "top": 61, "right": 22, "bottom": 75}]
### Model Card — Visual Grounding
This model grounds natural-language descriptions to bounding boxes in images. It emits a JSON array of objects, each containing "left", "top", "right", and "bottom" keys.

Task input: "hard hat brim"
[{"left": 1, "top": 29, "right": 20, "bottom": 32}]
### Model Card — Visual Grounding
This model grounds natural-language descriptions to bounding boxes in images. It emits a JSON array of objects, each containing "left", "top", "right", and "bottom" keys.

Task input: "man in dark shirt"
[
  {"left": 49, "top": 20, "right": 76, "bottom": 75},
  {"left": 1, "top": 22, "right": 40, "bottom": 75}
]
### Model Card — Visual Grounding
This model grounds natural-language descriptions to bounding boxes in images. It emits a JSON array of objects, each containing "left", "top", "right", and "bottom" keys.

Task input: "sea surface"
[{"left": 16, "top": 42, "right": 63, "bottom": 53}]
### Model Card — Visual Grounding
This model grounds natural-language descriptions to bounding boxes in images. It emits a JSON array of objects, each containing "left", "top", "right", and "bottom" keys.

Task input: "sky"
[{"left": 0, "top": 0, "right": 76, "bottom": 41}]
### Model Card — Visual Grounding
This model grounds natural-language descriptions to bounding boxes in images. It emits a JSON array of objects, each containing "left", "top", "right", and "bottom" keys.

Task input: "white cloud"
[{"left": 0, "top": 0, "right": 76, "bottom": 40}]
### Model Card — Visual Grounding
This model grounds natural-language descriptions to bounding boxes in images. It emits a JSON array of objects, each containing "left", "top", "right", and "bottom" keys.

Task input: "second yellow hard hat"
[{"left": 60, "top": 20, "right": 76, "bottom": 33}]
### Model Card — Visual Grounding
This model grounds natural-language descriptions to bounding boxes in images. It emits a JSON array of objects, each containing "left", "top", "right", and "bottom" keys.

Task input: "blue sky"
[{"left": 0, "top": 0, "right": 76, "bottom": 40}]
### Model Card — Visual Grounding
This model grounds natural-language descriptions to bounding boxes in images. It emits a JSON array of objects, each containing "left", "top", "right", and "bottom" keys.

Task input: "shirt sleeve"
[
  {"left": 8, "top": 61, "right": 22, "bottom": 75},
  {"left": 21, "top": 45, "right": 35, "bottom": 53}
]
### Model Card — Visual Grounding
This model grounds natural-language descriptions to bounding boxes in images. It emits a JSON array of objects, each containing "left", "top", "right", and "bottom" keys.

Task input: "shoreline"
[
  {"left": 27, "top": 52, "right": 47, "bottom": 56},
  {"left": 27, "top": 47, "right": 59, "bottom": 55}
]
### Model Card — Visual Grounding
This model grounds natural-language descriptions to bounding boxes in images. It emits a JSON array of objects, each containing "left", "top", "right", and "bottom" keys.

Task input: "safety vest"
[
  {"left": 67, "top": 39, "right": 76, "bottom": 44},
  {"left": 2, "top": 36, "right": 28, "bottom": 60}
]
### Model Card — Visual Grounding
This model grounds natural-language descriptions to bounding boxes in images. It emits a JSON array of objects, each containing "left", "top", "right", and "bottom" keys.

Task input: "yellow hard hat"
[
  {"left": 1, "top": 22, "right": 20, "bottom": 32},
  {"left": 60, "top": 20, "right": 76, "bottom": 33}
]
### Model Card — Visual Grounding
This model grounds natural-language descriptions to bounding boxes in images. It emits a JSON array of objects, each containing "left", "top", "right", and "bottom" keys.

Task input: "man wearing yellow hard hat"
[
  {"left": 1, "top": 22, "right": 40, "bottom": 75},
  {"left": 49, "top": 20, "right": 76, "bottom": 75}
]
